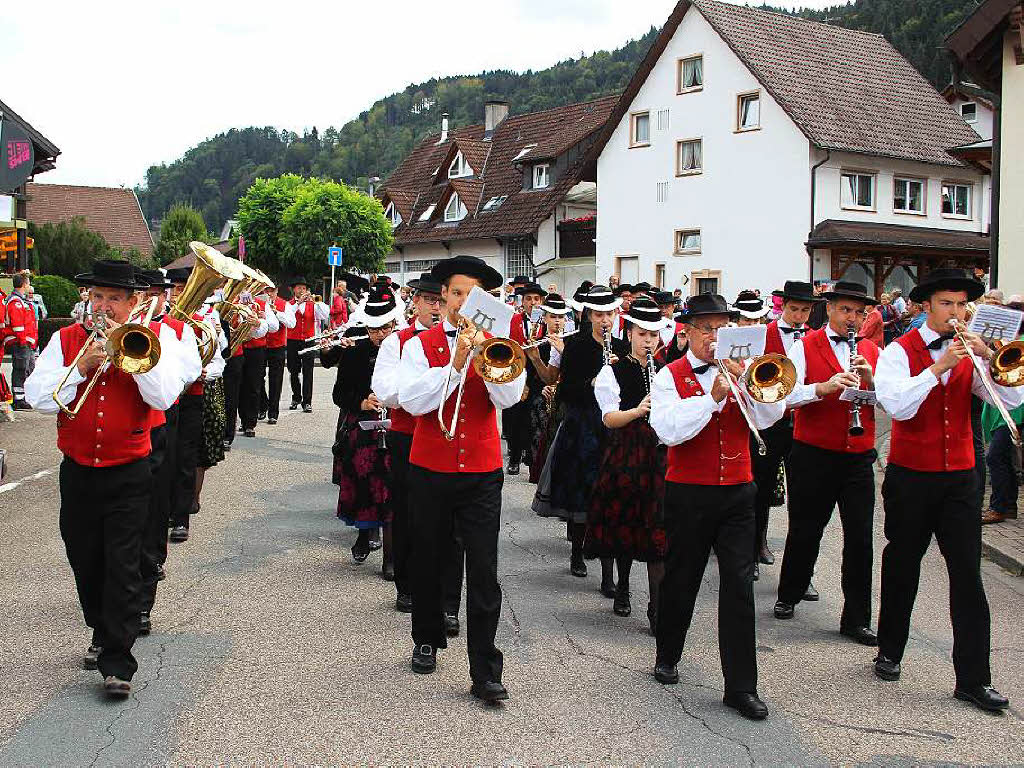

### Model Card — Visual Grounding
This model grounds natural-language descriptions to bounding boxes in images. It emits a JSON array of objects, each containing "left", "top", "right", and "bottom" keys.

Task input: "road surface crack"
[
  {"left": 504, "top": 521, "right": 548, "bottom": 560},
  {"left": 784, "top": 711, "right": 955, "bottom": 743}
]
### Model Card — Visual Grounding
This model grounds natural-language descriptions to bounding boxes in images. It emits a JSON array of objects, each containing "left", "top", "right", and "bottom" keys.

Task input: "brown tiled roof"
[
  {"left": 380, "top": 94, "right": 618, "bottom": 246},
  {"left": 587, "top": 0, "right": 981, "bottom": 170},
  {"left": 807, "top": 219, "right": 990, "bottom": 253},
  {"left": 381, "top": 188, "right": 418, "bottom": 222},
  {"left": 26, "top": 182, "right": 153, "bottom": 257}
]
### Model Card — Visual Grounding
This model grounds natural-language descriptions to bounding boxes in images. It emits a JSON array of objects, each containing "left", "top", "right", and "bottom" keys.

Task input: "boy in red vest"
[
  {"left": 398, "top": 255, "right": 525, "bottom": 703},
  {"left": 286, "top": 277, "right": 319, "bottom": 413},
  {"left": 874, "top": 268, "right": 1021, "bottom": 713},
  {"left": 649, "top": 293, "right": 785, "bottom": 721},
  {"left": 23, "top": 260, "right": 185, "bottom": 698},
  {"left": 259, "top": 284, "right": 296, "bottom": 425},
  {"left": 772, "top": 281, "right": 880, "bottom": 646}
]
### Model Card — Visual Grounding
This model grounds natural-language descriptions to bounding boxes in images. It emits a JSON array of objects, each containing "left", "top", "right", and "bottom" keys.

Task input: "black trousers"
[
  {"left": 751, "top": 418, "right": 793, "bottom": 558},
  {"left": 878, "top": 464, "right": 991, "bottom": 688},
  {"left": 409, "top": 465, "right": 502, "bottom": 684},
  {"left": 11, "top": 343, "right": 35, "bottom": 401},
  {"left": 170, "top": 393, "right": 203, "bottom": 528},
  {"left": 987, "top": 425, "right": 1019, "bottom": 515},
  {"left": 240, "top": 347, "right": 267, "bottom": 431},
  {"left": 141, "top": 405, "right": 178, "bottom": 613},
  {"left": 59, "top": 457, "right": 151, "bottom": 680},
  {"left": 778, "top": 441, "right": 875, "bottom": 629},
  {"left": 656, "top": 481, "right": 758, "bottom": 695},
  {"left": 260, "top": 345, "right": 287, "bottom": 419},
  {"left": 223, "top": 355, "right": 243, "bottom": 444},
  {"left": 287, "top": 339, "right": 314, "bottom": 407},
  {"left": 503, "top": 400, "right": 531, "bottom": 465}
]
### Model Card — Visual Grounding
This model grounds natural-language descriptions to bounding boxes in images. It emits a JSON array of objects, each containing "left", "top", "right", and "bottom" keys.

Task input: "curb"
[{"left": 981, "top": 538, "right": 1024, "bottom": 577}]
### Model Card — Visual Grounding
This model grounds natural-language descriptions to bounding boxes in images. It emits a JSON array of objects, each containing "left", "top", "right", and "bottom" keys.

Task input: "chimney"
[
  {"left": 484, "top": 100, "right": 509, "bottom": 140},
  {"left": 437, "top": 112, "right": 450, "bottom": 145}
]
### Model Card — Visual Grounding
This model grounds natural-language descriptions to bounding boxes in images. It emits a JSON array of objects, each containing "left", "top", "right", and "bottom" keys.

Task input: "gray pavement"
[{"left": 0, "top": 366, "right": 1023, "bottom": 765}]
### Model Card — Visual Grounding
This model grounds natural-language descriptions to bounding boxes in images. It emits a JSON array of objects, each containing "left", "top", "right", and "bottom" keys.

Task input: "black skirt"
[
  {"left": 332, "top": 411, "right": 392, "bottom": 529},
  {"left": 544, "top": 402, "right": 605, "bottom": 524}
]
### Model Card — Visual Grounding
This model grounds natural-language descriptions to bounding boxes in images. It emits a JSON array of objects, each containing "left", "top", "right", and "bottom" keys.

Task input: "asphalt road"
[{"left": 1, "top": 366, "right": 1022, "bottom": 765}]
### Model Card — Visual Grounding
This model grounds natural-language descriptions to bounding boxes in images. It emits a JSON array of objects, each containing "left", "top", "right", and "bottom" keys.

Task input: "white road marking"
[{"left": 0, "top": 468, "right": 56, "bottom": 495}]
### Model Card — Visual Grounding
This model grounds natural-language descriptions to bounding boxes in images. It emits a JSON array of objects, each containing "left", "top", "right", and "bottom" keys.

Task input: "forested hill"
[{"left": 137, "top": 0, "right": 978, "bottom": 232}]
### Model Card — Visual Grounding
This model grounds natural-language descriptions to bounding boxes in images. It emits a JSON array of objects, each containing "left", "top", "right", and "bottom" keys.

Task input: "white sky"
[{"left": 4, "top": 0, "right": 843, "bottom": 189}]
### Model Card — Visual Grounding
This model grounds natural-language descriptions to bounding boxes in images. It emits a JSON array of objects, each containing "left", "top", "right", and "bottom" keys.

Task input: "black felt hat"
[
  {"left": 580, "top": 285, "right": 623, "bottom": 311},
  {"left": 733, "top": 289, "right": 770, "bottom": 319},
  {"left": 290, "top": 275, "right": 309, "bottom": 287},
  {"left": 75, "top": 259, "right": 151, "bottom": 290},
  {"left": 137, "top": 268, "right": 173, "bottom": 289},
  {"left": 511, "top": 274, "right": 531, "bottom": 285},
  {"left": 821, "top": 281, "right": 878, "bottom": 305},
  {"left": 772, "top": 280, "right": 817, "bottom": 302},
  {"left": 516, "top": 282, "right": 547, "bottom": 298},
  {"left": 354, "top": 285, "right": 402, "bottom": 328},
  {"left": 430, "top": 255, "right": 503, "bottom": 291},
  {"left": 407, "top": 271, "right": 443, "bottom": 295},
  {"left": 337, "top": 272, "right": 370, "bottom": 294},
  {"left": 165, "top": 268, "right": 192, "bottom": 285},
  {"left": 679, "top": 293, "right": 739, "bottom": 321},
  {"left": 622, "top": 296, "right": 664, "bottom": 331},
  {"left": 540, "top": 293, "right": 571, "bottom": 315},
  {"left": 653, "top": 291, "right": 675, "bottom": 306},
  {"left": 909, "top": 268, "right": 984, "bottom": 303},
  {"left": 613, "top": 283, "right": 634, "bottom": 296}
]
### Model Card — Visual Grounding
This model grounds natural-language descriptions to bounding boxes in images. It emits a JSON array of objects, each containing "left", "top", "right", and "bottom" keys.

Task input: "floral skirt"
[
  {"left": 528, "top": 393, "right": 553, "bottom": 484},
  {"left": 198, "top": 379, "right": 226, "bottom": 469},
  {"left": 584, "top": 419, "right": 667, "bottom": 562},
  {"left": 333, "top": 410, "right": 391, "bottom": 529},
  {"left": 544, "top": 403, "right": 605, "bottom": 524}
]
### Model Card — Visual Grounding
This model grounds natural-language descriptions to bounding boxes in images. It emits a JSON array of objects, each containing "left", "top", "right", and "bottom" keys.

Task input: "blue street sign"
[{"left": 327, "top": 246, "right": 344, "bottom": 266}]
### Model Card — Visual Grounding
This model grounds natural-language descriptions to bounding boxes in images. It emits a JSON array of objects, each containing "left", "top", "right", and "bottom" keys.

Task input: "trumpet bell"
[
  {"left": 473, "top": 337, "right": 527, "bottom": 384},
  {"left": 743, "top": 353, "right": 797, "bottom": 403},
  {"left": 105, "top": 324, "right": 161, "bottom": 375},
  {"left": 991, "top": 340, "right": 1024, "bottom": 387}
]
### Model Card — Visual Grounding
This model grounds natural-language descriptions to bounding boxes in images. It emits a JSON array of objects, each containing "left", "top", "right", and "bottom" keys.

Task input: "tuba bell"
[
  {"left": 742, "top": 353, "right": 797, "bottom": 404},
  {"left": 169, "top": 242, "right": 242, "bottom": 365}
]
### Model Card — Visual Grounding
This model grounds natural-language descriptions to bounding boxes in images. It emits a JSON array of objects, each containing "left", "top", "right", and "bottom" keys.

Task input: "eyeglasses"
[
  {"left": 690, "top": 323, "right": 730, "bottom": 334},
  {"left": 367, "top": 324, "right": 395, "bottom": 335},
  {"left": 418, "top": 295, "right": 442, "bottom": 306}
]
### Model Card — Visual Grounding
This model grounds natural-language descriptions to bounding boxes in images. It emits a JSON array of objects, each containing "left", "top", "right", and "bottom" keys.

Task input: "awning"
[{"left": 807, "top": 219, "right": 990, "bottom": 256}]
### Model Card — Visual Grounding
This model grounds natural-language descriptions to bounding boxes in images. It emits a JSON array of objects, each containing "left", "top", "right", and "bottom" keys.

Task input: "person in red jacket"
[
  {"left": 860, "top": 303, "right": 885, "bottom": 348},
  {"left": 22, "top": 260, "right": 185, "bottom": 698},
  {"left": 649, "top": 293, "right": 785, "bottom": 721},
  {"left": 772, "top": 281, "right": 880, "bottom": 646},
  {"left": 874, "top": 268, "right": 1023, "bottom": 713},
  {"left": 6, "top": 273, "right": 38, "bottom": 409},
  {"left": 398, "top": 255, "right": 525, "bottom": 702}
]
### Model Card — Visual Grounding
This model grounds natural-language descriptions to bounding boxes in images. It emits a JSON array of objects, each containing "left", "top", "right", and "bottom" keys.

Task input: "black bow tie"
[
  {"left": 926, "top": 333, "right": 955, "bottom": 350},
  {"left": 829, "top": 335, "right": 863, "bottom": 345},
  {"left": 780, "top": 326, "right": 804, "bottom": 335},
  {"left": 445, "top": 329, "right": 458, "bottom": 338},
  {"left": 692, "top": 363, "right": 713, "bottom": 375}
]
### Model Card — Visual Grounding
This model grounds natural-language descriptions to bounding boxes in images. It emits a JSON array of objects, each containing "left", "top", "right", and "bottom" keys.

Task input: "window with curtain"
[
  {"left": 679, "top": 55, "right": 703, "bottom": 91},
  {"left": 676, "top": 139, "right": 703, "bottom": 175},
  {"left": 841, "top": 172, "right": 875, "bottom": 209},
  {"left": 738, "top": 93, "right": 760, "bottom": 130},
  {"left": 942, "top": 183, "right": 971, "bottom": 217},
  {"left": 533, "top": 164, "right": 550, "bottom": 189},
  {"left": 655, "top": 264, "right": 666, "bottom": 288},
  {"left": 631, "top": 112, "right": 650, "bottom": 146},
  {"left": 893, "top": 178, "right": 925, "bottom": 213},
  {"left": 697, "top": 276, "right": 718, "bottom": 294}
]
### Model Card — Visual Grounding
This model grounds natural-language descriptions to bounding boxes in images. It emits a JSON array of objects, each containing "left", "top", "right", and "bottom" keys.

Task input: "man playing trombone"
[{"left": 23, "top": 259, "right": 187, "bottom": 699}]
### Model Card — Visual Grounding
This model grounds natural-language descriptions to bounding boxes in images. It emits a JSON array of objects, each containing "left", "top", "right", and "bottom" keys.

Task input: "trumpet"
[
  {"left": 950, "top": 319, "right": 1023, "bottom": 447},
  {"left": 521, "top": 330, "right": 579, "bottom": 349},
  {"left": 54, "top": 297, "right": 162, "bottom": 419}
]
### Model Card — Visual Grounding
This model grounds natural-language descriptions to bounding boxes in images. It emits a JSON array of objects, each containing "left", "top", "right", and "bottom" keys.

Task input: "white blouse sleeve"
[{"left": 594, "top": 364, "right": 621, "bottom": 418}]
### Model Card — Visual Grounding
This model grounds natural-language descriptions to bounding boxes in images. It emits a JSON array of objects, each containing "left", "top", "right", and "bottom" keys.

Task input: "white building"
[{"left": 588, "top": 0, "right": 990, "bottom": 300}]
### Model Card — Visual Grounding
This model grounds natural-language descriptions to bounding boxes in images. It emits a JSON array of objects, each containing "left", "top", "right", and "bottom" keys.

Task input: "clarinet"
[
  {"left": 645, "top": 349, "right": 655, "bottom": 422},
  {"left": 847, "top": 327, "right": 864, "bottom": 437},
  {"left": 376, "top": 406, "right": 389, "bottom": 453},
  {"left": 603, "top": 327, "right": 612, "bottom": 366}
]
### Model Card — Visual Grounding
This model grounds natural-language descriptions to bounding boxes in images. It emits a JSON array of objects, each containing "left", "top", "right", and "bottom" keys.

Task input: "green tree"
[
  {"left": 236, "top": 174, "right": 306, "bottom": 275},
  {"left": 279, "top": 179, "right": 392, "bottom": 279},
  {"left": 155, "top": 204, "right": 210, "bottom": 265},
  {"left": 28, "top": 217, "right": 112, "bottom": 279}
]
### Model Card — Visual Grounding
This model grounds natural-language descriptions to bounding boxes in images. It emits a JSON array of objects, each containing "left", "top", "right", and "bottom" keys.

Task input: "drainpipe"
[{"left": 809, "top": 148, "right": 831, "bottom": 282}]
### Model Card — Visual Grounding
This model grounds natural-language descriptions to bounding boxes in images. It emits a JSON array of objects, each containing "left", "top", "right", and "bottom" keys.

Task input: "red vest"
[
  {"left": 244, "top": 297, "right": 268, "bottom": 349},
  {"left": 288, "top": 300, "right": 316, "bottom": 341},
  {"left": 888, "top": 329, "right": 975, "bottom": 472},
  {"left": 764, "top": 321, "right": 785, "bottom": 356},
  {"left": 57, "top": 324, "right": 153, "bottom": 467},
  {"left": 265, "top": 297, "right": 288, "bottom": 348},
  {"left": 388, "top": 325, "right": 421, "bottom": 435},
  {"left": 664, "top": 357, "right": 753, "bottom": 485},
  {"left": 409, "top": 324, "right": 502, "bottom": 473},
  {"left": 793, "top": 328, "right": 879, "bottom": 453}
]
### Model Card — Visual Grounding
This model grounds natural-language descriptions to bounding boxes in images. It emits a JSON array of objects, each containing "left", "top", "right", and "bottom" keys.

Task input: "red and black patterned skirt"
[
  {"left": 584, "top": 419, "right": 667, "bottom": 562},
  {"left": 332, "top": 411, "right": 392, "bottom": 529}
]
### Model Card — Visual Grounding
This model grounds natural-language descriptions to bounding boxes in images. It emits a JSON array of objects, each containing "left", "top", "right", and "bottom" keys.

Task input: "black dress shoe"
[
  {"left": 840, "top": 625, "right": 878, "bottom": 646},
  {"left": 654, "top": 663, "right": 679, "bottom": 684},
  {"left": 873, "top": 654, "right": 901, "bottom": 681},
  {"left": 803, "top": 583, "right": 819, "bottom": 601},
  {"left": 155, "top": 563, "right": 166, "bottom": 581},
  {"left": 351, "top": 539, "right": 370, "bottom": 564},
  {"left": 773, "top": 600, "right": 794, "bottom": 619},
  {"left": 445, "top": 613, "right": 460, "bottom": 637},
  {"left": 613, "top": 588, "right": 631, "bottom": 617},
  {"left": 258, "top": 411, "right": 267, "bottom": 421},
  {"left": 289, "top": 401, "right": 300, "bottom": 410},
  {"left": 506, "top": 462, "right": 520, "bottom": 475},
  {"left": 139, "top": 611, "right": 151, "bottom": 635},
  {"left": 724, "top": 691, "right": 769, "bottom": 721},
  {"left": 954, "top": 684, "right": 1010, "bottom": 712},
  {"left": 600, "top": 578, "right": 617, "bottom": 599},
  {"left": 381, "top": 561, "right": 395, "bottom": 582},
  {"left": 223, "top": 440, "right": 232, "bottom": 452},
  {"left": 83, "top": 645, "right": 102, "bottom": 670},
  {"left": 267, "top": 417, "right": 278, "bottom": 425},
  {"left": 758, "top": 544, "right": 775, "bottom": 566},
  {"left": 395, "top": 593, "right": 413, "bottom": 613},
  {"left": 243, "top": 429, "right": 256, "bottom": 438},
  {"left": 411, "top": 644, "right": 436, "bottom": 674},
  {"left": 570, "top": 555, "right": 587, "bottom": 578},
  {"left": 12, "top": 400, "right": 32, "bottom": 411},
  {"left": 471, "top": 680, "right": 509, "bottom": 702},
  {"left": 302, "top": 404, "right": 313, "bottom": 413},
  {"left": 169, "top": 526, "right": 189, "bottom": 543}
]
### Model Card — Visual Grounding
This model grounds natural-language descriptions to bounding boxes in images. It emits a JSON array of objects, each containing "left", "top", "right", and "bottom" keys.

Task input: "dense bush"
[{"left": 32, "top": 274, "right": 80, "bottom": 318}]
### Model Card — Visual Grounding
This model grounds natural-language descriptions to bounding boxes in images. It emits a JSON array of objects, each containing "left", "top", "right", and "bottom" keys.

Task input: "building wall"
[
  {"left": 947, "top": 95, "right": 995, "bottom": 140},
  {"left": 998, "top": 31, "right": 1024, "bottom": 293},
  {"left": 382, "top": 239, "right": 503, "bottom": 285},
  {"left": 596, "top": 7, "right": 812, "bottom": 298}
]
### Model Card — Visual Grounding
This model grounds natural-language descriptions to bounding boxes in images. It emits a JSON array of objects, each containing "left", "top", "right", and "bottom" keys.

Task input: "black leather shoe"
[
  {"left": 570, "top": 555, "right": 587, "bottom": 578},
  {"left": 289, "top": 401, "right": 300, "bottom": 410},
  {"left": 506, "top": 462, "right": 520, "bottom": 475},
  {"left": 381, "top": 561, "right": 395, "bottom": 582},
  {"left": 445, "top": 613, "right": 460, "bottom": 637},
  {"left": 83, "top": 645, "right": 102, "bottom": 670},
  {"left": 773, "top": 600, "right": 794, "bottom": 619},
  {"left": 395, "top": 593, "right": 413, "bottom": 613},
  {"left": 954, "top": 685, "right": 1009, "bottom": 712},
  {"left": 471, "top": 680, "right": 509, "bottom": 702},
  {"left": 351, "top": 538, "right": 370, "bottom": 564},
  {"left": 873, "top": 654, "right": 900, "bottom": 681},
  {"left": 758, "top": 544, "right": 775, "bottom": 566},
  {"left": 411, "top": 644, "right": 436, "bottom": 674},
  {"left": 267, "top": 418, "right": 277, "bottom": 425},
  {"left": 613, "top": 588, "right": 631, "bottom": 617},
  {"left": 12, "top": 400, "right": 32, "bottom": 411},
  {"left": 840, "top": 625, "right": 878, "bottom": 646},
  {"left": 654, "top": 663, "right": 679, "bottom": 684},
  {"left": 803, "top": 583, "right": 819, "bottom": 601},
  {"left": 724, "top": 691, "right": 768, "bottom": 721},
  {"left": 155, "top": 563, "right": 166, "bottom": 581},
  {"left": 223, "top": 440, "right": 232, "bottom": 452},
  {"left": 243, "top": 429, "right": 256, "bottom": 438},
  {"left": 169, "top": 526, "right": 189, "bottom": 543},
  {"left": 302, "top": 404, "right": 313, "bottom": 413},
  {"left": 139, "top": 611, "right": 151, "bottom": 636},
  {"left": 258, "top": 411, "right": 267, "bottom": 421}
]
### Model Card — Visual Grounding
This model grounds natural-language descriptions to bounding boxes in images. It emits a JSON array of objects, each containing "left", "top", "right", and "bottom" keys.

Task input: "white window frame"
[
  {"left": 384, "top": 202, "right": 402, "bottom": 227},
  {"left": 674, "top": 229, "right": 702, "bottom": 255},
  {"left": 675, "top": 138, "right": 703, "bottom": 176},
  {"left": 941, "top": 181, "right": 972, "bottom": 219},
  {"left": 960, "top": 102, "right": 978, "bottom": 123},
  {"left": 443, "top": 193, "right": 466, "bottom": 222},
  {"left": 893, "top": 177, "right": 926, "bottom": 215},
  {"left": 736, "top": 91, "right": 761, "bottom": 132},
  {"left": 841, "top": 171, "right": 877, "bottom": 211},
  {"left": 417, "top": 204, "right": 436, "bottom": 222},
  {"left": 630, "top": 111, "right": 651, "bottom": 148},
  {"left": 533, "top": 163, "right": 551, "bottom": 189},
  {"left": 677, "top": 54, "right": 704, "bottom": 93},
  {"left": 448, "top": 150, "right": 472, "bottom": 179}
]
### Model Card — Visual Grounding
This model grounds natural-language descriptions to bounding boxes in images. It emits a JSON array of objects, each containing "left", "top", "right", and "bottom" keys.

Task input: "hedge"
[{"left": 32, "top": 275, "right": 80, "bottom": 318}]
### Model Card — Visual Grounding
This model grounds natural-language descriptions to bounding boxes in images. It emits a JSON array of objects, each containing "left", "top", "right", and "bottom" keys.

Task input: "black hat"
[
  {"left": 653, "top": 291, "right": 675, "bottom": 306},
  {"left": 138, "top": 268, "right": 173, "bottom": 289},
  {"left": 679, "top": 293, "right": 739, "bottom": 322},
  {"left": 353, "top": 285, "right": 402, "bottom": 328},
  {"left": 580, "top": 285, "right": 623, "bottom": 312},
  {"left": 430, "top": 255, "right": 503, "bottom": 291},
  {"left": 75, "top": 259, "right": 151, "bottom": 290},
  {"left": 733, "top": 289, "right": 770, "bottom": 319},
  {"left": 511, "top": 275, "right": 531, "bottom": 285},
  {"left": 633, "top": 281, "right": 653, "bottom": 295},
  {"left": 613, "top": 283, "right": 634, "bottom": 295},
  {"left": 290, "top": 275, "right": 309, "bottom": 287},
  {"left": 165, "top": 267, "right": 192, "bottom": 285},
  {"left": 540, "top": 293, "right": 571, "bottom": 315},
  {"left": 622, "top": 296, "right": 664, "bottom": 331},
  {"left": 821, "top": 281, "right": 878, "bottom": 305},
  {"left": 909, "top": 268, "right": 984, "bottom": 303},
  {"left": 517, "top": 282, "right": 547, "bottom": 298},
  {"left": 772, "top": 280, "right": 817, "bottom": 302},
  {"left": 407, "top": 271, "right": 443, "bottom": 295},
  {"left": 337, "top": 271, "right": 370, "bottom": 294}
]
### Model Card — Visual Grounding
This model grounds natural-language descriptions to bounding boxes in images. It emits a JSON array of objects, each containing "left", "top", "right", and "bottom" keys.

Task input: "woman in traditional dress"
[
  {"left": 193, "top": 299, "right": 228, "bottom": 512},
  {"left": 525, "top": 294, "right": 570, "bottom": 484},
  {"left": 584, "top": 297, "right": 667, "bottom": 631}
]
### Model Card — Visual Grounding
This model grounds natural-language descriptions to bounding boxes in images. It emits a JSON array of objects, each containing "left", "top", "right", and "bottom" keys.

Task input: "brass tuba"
[
  {"left": 169, "top": 242, "right": 242, "bottom": 365},
  {"left": 990, "top": 339, "right": 1024, "bottom": 387},
  {"left": 219, "top": 258, "right": 276, "bottom": 355},
  {"left": 742, "top": 353, "right": 797, "bottom": 404}
]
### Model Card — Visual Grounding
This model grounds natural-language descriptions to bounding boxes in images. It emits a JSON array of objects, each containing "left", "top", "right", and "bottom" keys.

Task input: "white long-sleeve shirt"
[
  {"left": 785, "top": 329, "right": 856, "bottom": 408},
  {"left": 875, "top": 324, "right": 1024, "bottom": 421},
  {"left": 263, "top": 300, "right": 280, "bottom": 334},
  {"left": 372, "top": 319, "right": 432, "bottom": 409},
  {"left": 196, "top": 307, "right": 227, "bottom": 380},
  {"left": 774, "top": 319, "right": 806, "bottom": 353},
  {"left": 398, "top": 318, "right": 526, "bottom": 416},
  {"left": 25, "top": 324, "right": 184, "bottom": 414},
  {"left": 650, "top": 350, "right": 785, "bottom": 446}
]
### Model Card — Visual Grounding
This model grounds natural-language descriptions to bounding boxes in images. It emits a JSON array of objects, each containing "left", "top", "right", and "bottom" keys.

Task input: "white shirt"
[
  {"left": 25, "top": 323, "right": 185, "bottom": 414},
  {"left": 398, "top": 317, "right": 526, "bottom": 416},
  {"left": 650, "top": 350, "right": 785, "bottom": 446},
  {"left": 658, "top": 317, "right": 676, "bottom": 347},
  {"left": 775, "top": 319, "right": 806, "bottom": 353},
  {"left": 372, "top": 319, "right": 431, "bottom": 409},
  {"left": 196, "top": 307, "right": 227, "bottom": 380},
  {"left": 594, "top": 363, "right": 621, "bottom": 418},
  {"left": 876, "top": 324, "right": 1024, "bottom": 420},
  {"left": 785, "top": 327, "right": 854, "bottom": 408},
  {"left": 274, "top": 300, "right": 297, "bottom": 330},
  {"left": 166, "top": 321, "right": 203, "bottom": 389}
]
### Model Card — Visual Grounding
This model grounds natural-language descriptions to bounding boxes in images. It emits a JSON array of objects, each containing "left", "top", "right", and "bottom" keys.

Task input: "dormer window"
[
  {"left": 961, "top": 102, "right": 978, "bottom": 123},
  {"left": 533, "top": 164, "right": 551, "bottom": 189},
  {"left": 384, "top": 202, "right": 402, "bottom": 228},
  {"left": 418, "top": 204, "right": 436, "bottom": 222},
  {"left": 482, "top": 195, "right": 508, "bottom": 212},
  {"left": 448, "top": 151, "right": 472, "bottom": 179},
  {"left": 444, "top": 193, "right": 467, "bottom": 222}
]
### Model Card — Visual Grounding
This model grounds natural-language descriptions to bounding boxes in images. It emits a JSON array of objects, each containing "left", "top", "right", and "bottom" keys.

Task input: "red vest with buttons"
[
  {"left": 793, "top": 328, "right": 879, "bottom": 453},
  {"left": 243, "top": 297, "right": 268, "bottom": 349},
  {"left": 288, "top": 300, "right": 316, "bottom": 341},
  {"left": 57, "top": 324, "right": 153, "bottom": 467},
  {"left": 388, "top": 325, "right": 422, "bottom": 436},
  {"left": 409, "top": 323, "right": 502, "bottom": 473},
  {"left": 765, "top": 321, "right": 785, "bottom": 356},
  {"left": 665, "top": 357, "right": 753, "bottom": 485},
  {"left": 265, "top": 297, "right": 288, "bottom": 348},
  {"left": 888, "top": 329, "right": 975, "bottom": 471},
  {"left": 148, "top": 316, "right": 186, "bottom": 427}
]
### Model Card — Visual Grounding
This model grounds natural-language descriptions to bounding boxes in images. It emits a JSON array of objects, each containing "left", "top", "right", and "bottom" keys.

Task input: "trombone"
[
  {"left": 54, "top": 297, "right": 162, "bottom": 418},
  {"left": 950, "top": 319, "right": 1024, "bottom": 447}
]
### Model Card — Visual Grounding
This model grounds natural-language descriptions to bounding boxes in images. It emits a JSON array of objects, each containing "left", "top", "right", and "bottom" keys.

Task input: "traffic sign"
[{"left": 328, "top": 246, "right": 344, "bottom": 266}]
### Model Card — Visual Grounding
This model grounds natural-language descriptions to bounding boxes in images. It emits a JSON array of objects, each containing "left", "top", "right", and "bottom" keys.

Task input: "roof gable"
[{"left": 26, "top": 183, "right": 154, "bottom": 257}]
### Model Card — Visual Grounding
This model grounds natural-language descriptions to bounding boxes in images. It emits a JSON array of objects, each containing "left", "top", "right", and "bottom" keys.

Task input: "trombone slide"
[{"left": 950, "top": 319, "right": 1022, "bottom": 447}]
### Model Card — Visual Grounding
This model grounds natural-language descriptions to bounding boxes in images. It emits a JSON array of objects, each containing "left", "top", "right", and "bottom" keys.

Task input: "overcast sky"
[{"left": 5, "top": 0, "right": 844, "bottom": 189}]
